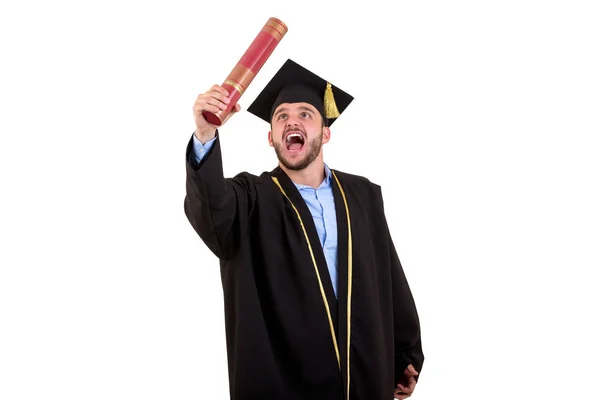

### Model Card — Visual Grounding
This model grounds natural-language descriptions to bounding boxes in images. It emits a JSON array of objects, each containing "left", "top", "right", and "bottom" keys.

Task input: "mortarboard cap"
[{"left": 247, "top": 59, "right": 354, "bottom": 127}]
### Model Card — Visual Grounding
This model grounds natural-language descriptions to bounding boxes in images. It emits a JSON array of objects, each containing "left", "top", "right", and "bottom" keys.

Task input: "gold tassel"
[{"left": 324, "top": 82, "right": 340, "bottom": 119}]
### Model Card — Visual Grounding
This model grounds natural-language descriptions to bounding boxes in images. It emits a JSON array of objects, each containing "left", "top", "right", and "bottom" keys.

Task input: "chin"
[
  {"left": 279, "top": 156, "right": 309, "bottom": 171},
  {"left": 283, "top": 161, "right": 309, "bottom": 171}
]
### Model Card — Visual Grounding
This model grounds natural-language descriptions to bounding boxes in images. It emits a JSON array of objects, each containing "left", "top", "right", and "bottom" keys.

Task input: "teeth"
[{"left": 286, "top": 133, "right": 303, "bottom": 142}]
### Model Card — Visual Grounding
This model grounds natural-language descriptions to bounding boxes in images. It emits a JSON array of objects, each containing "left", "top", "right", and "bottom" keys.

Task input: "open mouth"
[{"left": 285, "top": 132, "right": 305, "bottom": 152}]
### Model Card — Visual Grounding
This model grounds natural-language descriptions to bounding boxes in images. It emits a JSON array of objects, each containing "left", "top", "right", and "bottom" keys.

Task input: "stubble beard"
[{"left": 273, "top": 130, "right": 323, "bottom": 171}]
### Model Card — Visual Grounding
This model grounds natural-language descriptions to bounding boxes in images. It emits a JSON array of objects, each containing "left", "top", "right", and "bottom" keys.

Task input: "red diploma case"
[{"left": 202, "top": 17, "right": 288, "bottom": 126}]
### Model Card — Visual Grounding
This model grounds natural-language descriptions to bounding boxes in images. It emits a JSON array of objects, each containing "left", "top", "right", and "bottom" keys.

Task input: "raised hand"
[{"left": 192, "top": 84, "right": 241, "bottom": 143}]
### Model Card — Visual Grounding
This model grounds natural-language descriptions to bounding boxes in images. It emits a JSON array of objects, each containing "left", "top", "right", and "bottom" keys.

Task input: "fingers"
[
  {"left": 396, "top": 367, "right": 418, "bottom": 398},
  {"left": 209, "top": 84, "right": 229, "bottom": 97},
  {"left": 193, "top": 85, "right": 231, "bottom": 114},
  {"left": 193, "top": 103, "right": 221, "bottom": 116},
  {"left": 397, "top": 377, "right": 416, "bottom": 395},
  {"left": 192, "top": 84, "right": 241, "bottom": 129},
  {"left": 205, "top": 85, "right": 230, "bottom": 105},
  {"left": 194, "top": 95, "right": 230, "bottom": 114},
  {"left": 408, "top": 376, "right": 417, "bottom": 392},
  {"left": 393, "top": 387, "right": 411, "bottom": 399}
]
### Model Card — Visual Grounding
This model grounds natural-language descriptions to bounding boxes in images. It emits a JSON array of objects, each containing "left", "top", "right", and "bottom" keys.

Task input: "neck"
[{"left": 280, "top": 157, "right": 326, "bottom": 189}]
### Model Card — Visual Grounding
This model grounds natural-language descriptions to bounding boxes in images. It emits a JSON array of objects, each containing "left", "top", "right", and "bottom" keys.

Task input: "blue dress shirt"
[{"left": 191, "top": 134, "right": 339, "bottom": 297}]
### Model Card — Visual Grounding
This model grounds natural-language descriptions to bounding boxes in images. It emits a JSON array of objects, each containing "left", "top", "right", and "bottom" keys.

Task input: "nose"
[{"left": 285, "top": 119, "right": 300, "bottom": 127}]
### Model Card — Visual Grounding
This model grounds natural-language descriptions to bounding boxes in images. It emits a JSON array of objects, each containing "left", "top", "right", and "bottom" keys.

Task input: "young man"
[{"left": 184, "top": 59, "right": 424, "bottom": 400}]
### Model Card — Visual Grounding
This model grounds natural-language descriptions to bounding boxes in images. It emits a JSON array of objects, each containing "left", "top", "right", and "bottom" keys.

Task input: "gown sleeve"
[
  {"left": 377, "top": 187, "right": 425, "bottom": 384},
  {"left": 184, "top": 132, "right": 257, "bottom": 260},
  {"left": 389, "top": 232, "right": 425, "bottom": 384}
]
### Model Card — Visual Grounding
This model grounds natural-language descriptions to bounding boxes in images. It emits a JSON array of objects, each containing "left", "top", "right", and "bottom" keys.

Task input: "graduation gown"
[{"left": 184, "top": 134, "right": 424, "bottom": 400}]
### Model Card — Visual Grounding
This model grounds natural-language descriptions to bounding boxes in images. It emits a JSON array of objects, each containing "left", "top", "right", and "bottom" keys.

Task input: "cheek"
[
  {"left": 271, "top": 127, "right": 284, "bottom": 141},
  {"left": 308, "top": 128, "right": 323, "bottom": 140},
  {"left": 270, "top": 135, "right": 281, "bottom": 148}
]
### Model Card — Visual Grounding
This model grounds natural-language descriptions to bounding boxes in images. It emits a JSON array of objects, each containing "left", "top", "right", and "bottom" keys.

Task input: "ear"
[
  {"left": 268, "top": 130, "right": 274, "bottom": 147},
  {"left": 321, "top": 127, "right": 331, "bottom": 144}
]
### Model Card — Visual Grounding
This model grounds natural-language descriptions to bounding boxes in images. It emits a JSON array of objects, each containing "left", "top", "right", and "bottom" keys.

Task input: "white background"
[{"left": 1, "top": 0, "right": 599, "bottom": 399}]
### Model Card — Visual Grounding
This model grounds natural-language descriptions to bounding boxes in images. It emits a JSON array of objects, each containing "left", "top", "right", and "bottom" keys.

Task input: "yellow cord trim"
[
  {"left": 271, "top": 176, "right": 341, "bottom": 369},
  {"left": 332, "top": 171, "right": 353, "bottom": 400}
]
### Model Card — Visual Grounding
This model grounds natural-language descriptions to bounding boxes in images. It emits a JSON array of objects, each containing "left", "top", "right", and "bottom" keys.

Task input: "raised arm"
[{"left": 184, "top": 85, "right": 254, "bottom": 260}]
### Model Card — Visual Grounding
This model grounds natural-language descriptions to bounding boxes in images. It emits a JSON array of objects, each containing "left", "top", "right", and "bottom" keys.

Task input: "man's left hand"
[{"left": 393, "top": 364, "right": 419, "bottom": 399}]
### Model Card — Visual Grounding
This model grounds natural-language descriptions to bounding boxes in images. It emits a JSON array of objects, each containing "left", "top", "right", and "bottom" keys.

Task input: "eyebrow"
[
  {"left": 273, "top": 106, "right": 316, "bottom": 118},
  {"left": 273, "top": 107, "right": 288, "bottom": 118},
  {"left": 298, "top": 106, "right": 315, "bottom": 114}
]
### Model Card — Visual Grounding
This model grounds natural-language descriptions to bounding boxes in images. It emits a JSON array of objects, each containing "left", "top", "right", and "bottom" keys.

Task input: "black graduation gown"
[{"left": 184, "top": 134, "right": 424, "bottom": 400}]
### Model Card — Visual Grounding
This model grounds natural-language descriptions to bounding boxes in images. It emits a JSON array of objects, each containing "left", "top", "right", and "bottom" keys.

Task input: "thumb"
[
  {"left": 222, "top": 103, "right": 242, "bottom": 125},
  {"left": 407, "top": 364, "right": 419, "bottom": 376}
]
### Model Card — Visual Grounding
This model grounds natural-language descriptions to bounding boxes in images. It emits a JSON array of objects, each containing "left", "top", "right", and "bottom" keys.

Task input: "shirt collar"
[{"left": 292, "top": 163, "right": 332, "bottom": 190}]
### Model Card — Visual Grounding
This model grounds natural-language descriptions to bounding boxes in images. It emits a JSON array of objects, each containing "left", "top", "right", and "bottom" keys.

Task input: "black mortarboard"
[{"left": 247, "top": 59, "right": 354, "bottom": 126}]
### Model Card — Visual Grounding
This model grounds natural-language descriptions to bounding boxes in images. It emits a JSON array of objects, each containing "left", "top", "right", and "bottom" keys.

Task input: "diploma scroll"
[{"left": 203, "top": 17, "right": 288, "bottom": 126}]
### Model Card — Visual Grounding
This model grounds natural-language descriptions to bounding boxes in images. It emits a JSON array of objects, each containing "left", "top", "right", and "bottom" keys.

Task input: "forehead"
[{"left": 273, "top": 102, "right": 319, "bottom": 115}]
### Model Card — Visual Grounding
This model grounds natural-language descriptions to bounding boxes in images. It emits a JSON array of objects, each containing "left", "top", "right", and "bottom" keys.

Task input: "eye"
[
  {"left": 277, "top": 113, "right": 287, "bottom": 120},
  {"left": 300, "top": 112, "right": 310, "bottom": 118}
]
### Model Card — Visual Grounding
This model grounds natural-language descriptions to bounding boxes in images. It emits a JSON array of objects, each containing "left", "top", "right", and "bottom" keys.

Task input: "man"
[{"left": 184, "top": 59, "right": 424, "bottom": 400}]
